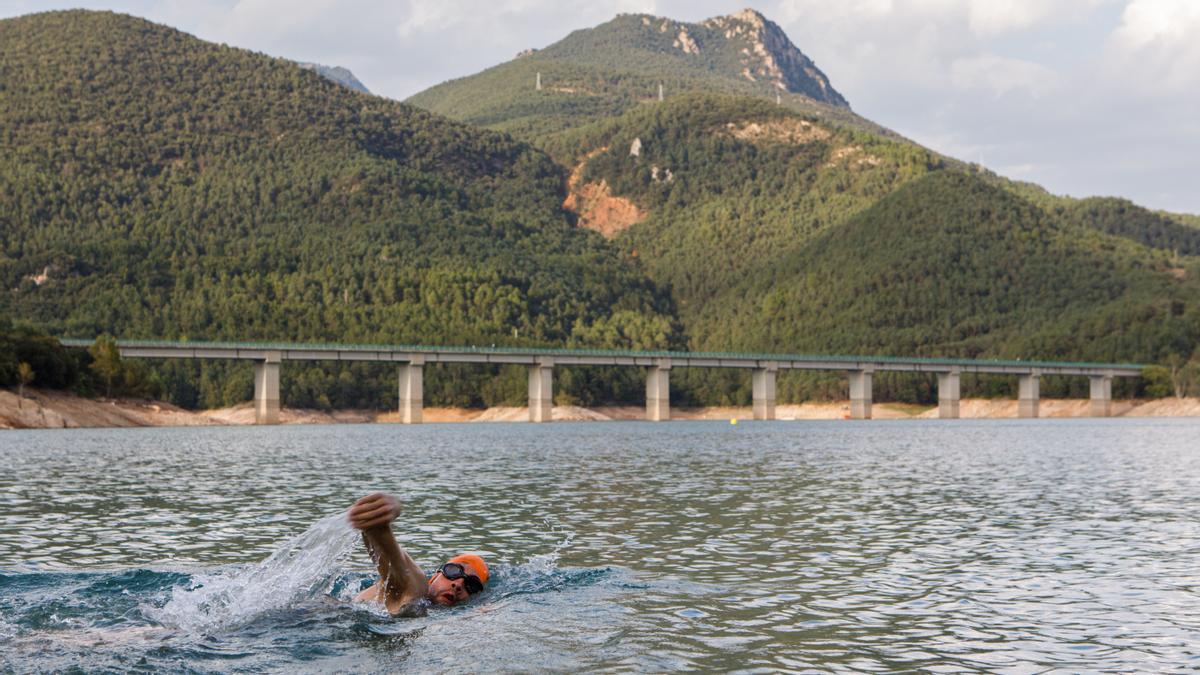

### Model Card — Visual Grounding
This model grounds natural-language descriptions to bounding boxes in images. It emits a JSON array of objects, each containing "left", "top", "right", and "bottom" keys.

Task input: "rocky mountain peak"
[
  {"left": 702, "top": 8, "right": 848, "bottom": 107},
  {"left": 728, "top": 8, "right": 768, "bottom": 27}
]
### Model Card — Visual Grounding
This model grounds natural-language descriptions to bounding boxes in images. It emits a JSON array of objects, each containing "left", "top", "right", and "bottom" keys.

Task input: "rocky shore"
[{"left": 2, "top": 388, "right": 1198, "bottom": 430}]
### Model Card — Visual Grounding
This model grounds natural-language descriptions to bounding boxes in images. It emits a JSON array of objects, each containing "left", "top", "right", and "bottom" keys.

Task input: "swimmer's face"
[{"left": 428, "top": 572, "right": 472, "bottom": 606}]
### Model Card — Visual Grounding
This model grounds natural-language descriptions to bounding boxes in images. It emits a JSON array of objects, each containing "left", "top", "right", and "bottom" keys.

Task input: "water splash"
[
  {"left": 148, "top": 513, "right": 360, "bottom": 633},
  {"left": 2, "top": 516, "right": 636, "bottom": 671},
  {"left": 526, "top": 526, "right": 575, "bottom": 574},
  {"left": 483, "top": 530, "right": 629, "bottom": 601}
]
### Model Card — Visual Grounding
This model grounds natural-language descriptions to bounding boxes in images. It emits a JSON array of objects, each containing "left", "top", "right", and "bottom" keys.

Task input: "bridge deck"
[{"left": 57, "top": 339, "right": 1144, "bottom": 377}]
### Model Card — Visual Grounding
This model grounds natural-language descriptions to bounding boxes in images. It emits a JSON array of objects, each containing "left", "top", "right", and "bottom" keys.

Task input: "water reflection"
[{"left": 1, "top": 419, "right": 1198, "bottom": 670}]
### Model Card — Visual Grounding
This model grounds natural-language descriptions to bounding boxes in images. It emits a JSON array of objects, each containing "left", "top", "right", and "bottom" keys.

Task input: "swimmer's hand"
[{"left": 348, "top": 492, "right": 401, "bottom": 530}]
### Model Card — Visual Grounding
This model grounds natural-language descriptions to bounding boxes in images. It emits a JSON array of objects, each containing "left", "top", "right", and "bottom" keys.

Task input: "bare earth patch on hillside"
[
  {"left": 563, "top": 180, "right": 643, "bottom": 238},
  {"left": 725, "top": 118, "right": 830, "bottom": 145},
  {"left": 548, "top": 85, "right": 596, "bottom": 95},
  {"left": 563, "top": 148, "right": 644, "bottom": 238},
  {"left": 826, "top": 144, "right": 882, "bottom": 168}
]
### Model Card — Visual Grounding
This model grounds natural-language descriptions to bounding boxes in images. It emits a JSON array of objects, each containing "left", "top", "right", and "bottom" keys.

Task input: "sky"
[{"left": 3, "top": 0, "right": 1198, "bottom": 214}]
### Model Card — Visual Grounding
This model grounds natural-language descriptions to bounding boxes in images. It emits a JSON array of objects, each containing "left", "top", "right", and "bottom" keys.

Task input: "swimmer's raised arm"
[
  {"left": 348, "top": 493, "right": 429, "bottom": 613},
  {"left": 348, "top": 492, "right": 402, "bottom": 530}
]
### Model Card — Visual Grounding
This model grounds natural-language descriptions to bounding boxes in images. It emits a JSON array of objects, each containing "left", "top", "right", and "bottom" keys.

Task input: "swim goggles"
[{"left": 438, "top": 562, "right": 484, "bottom": 594}]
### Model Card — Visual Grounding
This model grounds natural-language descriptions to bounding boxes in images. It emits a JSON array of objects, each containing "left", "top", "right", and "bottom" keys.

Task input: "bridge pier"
[
  {"left": 60, "top": 340, "right": 1145, "bottom": 428},
  {"left": 849, "top": 368, "right": 873, "bottom": 420},
  {"left": 1018, "top": 372, "right": 1040, "bottom": 418},
  {"left": 528, "top": 359, "right": 553, "bottom": 423},
  {"left": 1090, "top": 374, "right": 1112, "bottom": 417},
  {"left": 253, "top": 351, "right": 281, "bottom": 425},
  {"left": 399, "top": 357, "right": 424, "bottom": 424},
  {"left": 937, "top": 369, "right": 961, "bottom": 419},
  {"left": 752, "top": 364, "right": 777, "bottom": 421},
  {"left": 646, "top": 360, "right": 671, "bottom": 421}
]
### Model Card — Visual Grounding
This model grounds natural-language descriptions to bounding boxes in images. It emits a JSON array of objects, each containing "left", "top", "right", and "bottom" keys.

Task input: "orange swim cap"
[{"left": 446, "top": 553, "right": 489, "bottom": 585}]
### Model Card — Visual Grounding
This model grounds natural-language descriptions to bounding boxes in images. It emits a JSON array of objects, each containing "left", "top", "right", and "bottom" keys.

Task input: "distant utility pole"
[
  {"left": 536, "top": 72, "right": 542, "bottom": 91},
  {"left": 658, "top": 83, "right": 664, "bottom": 101}
]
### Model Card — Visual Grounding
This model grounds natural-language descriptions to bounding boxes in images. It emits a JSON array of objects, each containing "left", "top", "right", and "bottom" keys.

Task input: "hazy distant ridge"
[{"left": 297, "top": 62, "right": 370, "bottom": 94}]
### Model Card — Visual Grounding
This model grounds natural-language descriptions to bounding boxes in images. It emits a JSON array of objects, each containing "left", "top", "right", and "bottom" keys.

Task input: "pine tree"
[
  {"left": 89, "top": 335, "right": 122, "bottom": 398},
  {"left": 16, "top": 362, "right": 34, "bottom": 407}
]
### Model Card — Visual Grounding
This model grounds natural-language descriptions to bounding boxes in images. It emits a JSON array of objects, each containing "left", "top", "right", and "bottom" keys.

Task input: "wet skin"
[
  {"left": 428, "top": 571, "right": 472, "bottom": 606},
  {"left": 348, "top": 493, "right": 479, "bottom": 613}
]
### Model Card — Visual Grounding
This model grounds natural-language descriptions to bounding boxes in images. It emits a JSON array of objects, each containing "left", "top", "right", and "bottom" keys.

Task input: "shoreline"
[{"left": 3, "top": 388, "right": 1199, "bottom": 429}]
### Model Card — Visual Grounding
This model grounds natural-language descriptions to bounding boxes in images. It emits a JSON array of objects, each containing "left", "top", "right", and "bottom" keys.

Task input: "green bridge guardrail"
[{"left": 56, "top": 338, "right": 1145, "bottom": 371}]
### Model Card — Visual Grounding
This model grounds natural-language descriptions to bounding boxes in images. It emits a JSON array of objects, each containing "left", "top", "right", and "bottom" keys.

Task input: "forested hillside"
[
  {"left": 406, "top": 9, "right": 893, "bottom": 141},
  {"left": 0, "top": 10, "right": 679, "bottom": 408},
  {"left": 546, "top": 95, "right": 939, "bottom": 303},
  {"left": 541, "top": 94, "right": 1200, "bottom": 401},
  {"left": 702, "top": 173, "right": 1200, "bottom": 379},
  {"left": 2, "top": 9, "right": 1198, "bottom": 411}
]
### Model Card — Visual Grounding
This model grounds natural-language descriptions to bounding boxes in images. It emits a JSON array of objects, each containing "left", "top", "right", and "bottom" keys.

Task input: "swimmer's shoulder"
[
  {"left": 390, "top": 597, "right": 430, "bottom": 618},
  {"left": 353, "top": 583, "right": 428, "bottom": 617}
]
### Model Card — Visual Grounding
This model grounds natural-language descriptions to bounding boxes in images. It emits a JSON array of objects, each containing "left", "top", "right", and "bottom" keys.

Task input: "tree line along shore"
[{"left": 3, "top": 327, "right": 1200, "bottom": 430}]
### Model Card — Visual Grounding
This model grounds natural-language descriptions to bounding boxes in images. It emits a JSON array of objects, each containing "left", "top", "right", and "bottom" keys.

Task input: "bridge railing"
[{"left": 57, "top": 338, "right": 1144, "bottom": 424}]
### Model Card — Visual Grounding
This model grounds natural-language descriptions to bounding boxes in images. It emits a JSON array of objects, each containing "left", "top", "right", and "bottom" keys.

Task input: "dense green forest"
[
  {"left": 0, "top": 11, "right": 679, "bottom": 409},
  {"left": 3, "top": 9, "right": 1198, "bottom": 411},
  {"left": 694, "top": 172, "right": 1200, "bottom": 398},
  {"left": 549, "top": 95, "right": 940, "bottom": 303},
  {"left": 534, "top": 94, "right": 1200, "bottom": 401}
]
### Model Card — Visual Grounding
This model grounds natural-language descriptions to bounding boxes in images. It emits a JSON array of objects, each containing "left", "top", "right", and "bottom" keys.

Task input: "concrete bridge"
[{"left": 60, "top": 339, "right": 1143, "bottom": 425}]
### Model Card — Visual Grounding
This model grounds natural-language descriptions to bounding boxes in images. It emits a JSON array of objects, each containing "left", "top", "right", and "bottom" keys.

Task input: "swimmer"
[{"left": 347, "top": 492, "right": 488, "bottom": 616}]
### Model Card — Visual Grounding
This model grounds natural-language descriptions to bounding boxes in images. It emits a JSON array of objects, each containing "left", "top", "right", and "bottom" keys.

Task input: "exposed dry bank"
[{"left": 2, "top": 388, "right": 1199, "bottom": 430}]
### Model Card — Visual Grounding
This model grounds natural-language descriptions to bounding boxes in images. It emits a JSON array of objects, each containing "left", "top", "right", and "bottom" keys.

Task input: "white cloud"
[
  {"left": 777, "top": 0, "right": 1109, "bottom": 43},
  {"left": 964, "top": 0, "right": 1109, "bottom": 36},
  {"left": 965, "top": 0, "right": 1049, "bottom": 35},
  {"left": 1112, "top": 0, "right": 1200, "bottom": 47},
  {"left": 394, "top": 0, "right": 656, "bottom": 38},
  {"left": 764, "top": 0, "right": 1200, "bottom": 211},
  {"left": 396, "top": 0, "right": 456, "bottom": 37},
  {"left": 949, "top": 54, "right": 1060, "bottom": 98},
  {"left": 615, "top": 0, "right": 658, "bottom": 13},
  {"left": 1108, "top": 0, "right": 1200, "bottom": 92}
]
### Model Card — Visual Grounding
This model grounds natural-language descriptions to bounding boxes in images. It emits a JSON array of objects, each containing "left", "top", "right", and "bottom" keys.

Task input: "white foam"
[
  {"left": 523, "top": 529, "right": 574, "bottom": 574},
  {"left": 148, "top": 512, "right": 359, "bottom": 633}
]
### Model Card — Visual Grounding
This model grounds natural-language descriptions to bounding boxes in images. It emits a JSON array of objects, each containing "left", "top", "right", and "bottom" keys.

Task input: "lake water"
[{"left": 1, "top": 419, "right": 1198, "bottom": 672}]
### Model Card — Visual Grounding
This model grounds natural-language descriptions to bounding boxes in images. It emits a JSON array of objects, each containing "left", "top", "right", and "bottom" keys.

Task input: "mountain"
[
  {"left": 2, "top": 9, "right": 1197, "bottom": 411},
  {"left": 700, "top": 171, "right": 1196, "bottom": 361},
  {"left": 534, "top": 92, "right": 1200, "bottom": 401},
  {"left": 297, "top": 62, "right": 370, "bottom": 93},
  {"left": 0, "top": 10, "right": 679, "bottom": 408},
  {"left": 545, "top": 94, "right": 941, "bottom": 305},
  {"left": 406, "top": 9, "right": 891, "bottom": 141},
  {"left": 403, "top": 9, "right": 1200, "bottom": 399}
]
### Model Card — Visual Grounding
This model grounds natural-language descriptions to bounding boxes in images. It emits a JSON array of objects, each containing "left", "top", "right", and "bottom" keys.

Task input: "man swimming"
[{"left": 347, "top": 492, "right": 489, "bottom": 616}]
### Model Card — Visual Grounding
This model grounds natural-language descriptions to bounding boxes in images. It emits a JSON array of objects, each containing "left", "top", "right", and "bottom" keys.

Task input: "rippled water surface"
[{"left": 1, "top": 419, "right": 1199, "bottom": 672}]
